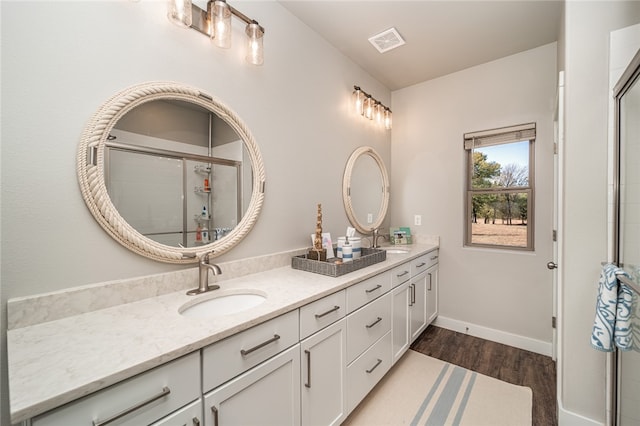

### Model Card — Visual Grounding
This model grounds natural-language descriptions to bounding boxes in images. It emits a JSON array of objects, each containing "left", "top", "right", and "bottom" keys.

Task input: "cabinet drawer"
[
  {"left": 411, "top": 250, "right": 439, "bottom": 276},
  {"left": 149, "top": 399, "right": 202, "bottom": 426},
  {"left": 204, "top": 345, "right": 301, "bottom": 426},
  {"left": 202, "top": 310, "right": 299, "bottom": 392},
  {"left": 32, "top": 352, "right": 200, "bottom": 426},
  {"left": 346, "top": 271, "right": 391, "bottom": 313},
  {"left": 346, "top": 331, "right": 392, "bottom": 414},
  {"left": 300, "top": 290, "right": 346, "bottom": 340},
  {"left": 390, "top": 262, "right": 411, "bottom": 288},
  {"left": 346, "top": 292, "right": 391, "bottom": 363}
]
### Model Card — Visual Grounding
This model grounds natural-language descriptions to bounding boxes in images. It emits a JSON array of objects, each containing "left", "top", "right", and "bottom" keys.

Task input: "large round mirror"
[
  {"left": 77, "top": 82, "right": 266, "bottom": 263},
  {"left": 342, "top": 146, "right": 390, "bottom": 234}
]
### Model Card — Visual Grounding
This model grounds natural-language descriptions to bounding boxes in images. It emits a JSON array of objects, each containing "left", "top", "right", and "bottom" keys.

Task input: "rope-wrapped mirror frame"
[
  {"left": 342, "top": 146, "right": 390, "bottom": 234},
  {"left": 77, "top": 81, "right": 266, "bottom": 263}
]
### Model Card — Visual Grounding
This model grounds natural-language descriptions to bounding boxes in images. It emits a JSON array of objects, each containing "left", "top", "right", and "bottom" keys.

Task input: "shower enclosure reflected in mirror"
[
  {"left": 77, "top": 82, "right": 266, "bottom": 263},
  {"left": 105, "top": 99, "right": 251, "bottom": 248}
]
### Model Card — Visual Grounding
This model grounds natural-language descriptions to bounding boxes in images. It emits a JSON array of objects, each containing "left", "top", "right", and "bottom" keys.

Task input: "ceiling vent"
[{"left": 368, "top": 27, "right": 405, "bottom": 53}]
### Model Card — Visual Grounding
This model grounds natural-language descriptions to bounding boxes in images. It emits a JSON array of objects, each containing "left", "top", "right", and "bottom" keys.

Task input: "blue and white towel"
[{"left": 591, "top": 263, "right": 633, "bottom": 352}]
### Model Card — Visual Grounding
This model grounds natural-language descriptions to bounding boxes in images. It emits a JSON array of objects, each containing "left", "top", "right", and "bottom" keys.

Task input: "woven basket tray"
[{"left": 291, "top": 247, "right": 387, "bottom": 277}]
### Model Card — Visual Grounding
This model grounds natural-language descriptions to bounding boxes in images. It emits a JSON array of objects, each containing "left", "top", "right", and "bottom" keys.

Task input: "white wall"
[
  {"left": 0, "top": 2, "right": 390, "bottom": 424},
  {"left": 560, "top": 2, "right": 640, "bottom": 425},
  {"left": 391, "top": 43, "right": 557, "bottom": 354}
]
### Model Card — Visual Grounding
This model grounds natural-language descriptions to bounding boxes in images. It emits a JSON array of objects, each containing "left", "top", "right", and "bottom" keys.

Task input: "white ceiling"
[{"left": 278, "top": 1, "right": 563, "bottom": 91}]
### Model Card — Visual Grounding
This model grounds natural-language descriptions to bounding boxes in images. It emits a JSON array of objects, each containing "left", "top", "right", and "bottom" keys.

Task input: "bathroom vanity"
[{"left": 7, "top": 244, "right": 438, "bottom": 425}]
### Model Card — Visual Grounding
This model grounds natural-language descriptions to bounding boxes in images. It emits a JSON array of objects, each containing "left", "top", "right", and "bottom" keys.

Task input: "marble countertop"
[{"left": 7, "top": 243, "right": 437, "bottom": 423}]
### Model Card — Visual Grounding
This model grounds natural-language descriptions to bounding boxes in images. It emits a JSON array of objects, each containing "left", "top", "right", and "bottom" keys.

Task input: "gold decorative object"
[{"left": 308, "top": 204, "right": 327, "bottom": 261}]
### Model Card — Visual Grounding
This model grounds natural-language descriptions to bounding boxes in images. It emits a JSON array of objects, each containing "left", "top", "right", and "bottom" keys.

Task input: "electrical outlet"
[
  {"left": 414, "top": 215, "right": 422, "bottom": 226},
  {"left": 367, "top": 213, "right": 373, "bottom": 224}
]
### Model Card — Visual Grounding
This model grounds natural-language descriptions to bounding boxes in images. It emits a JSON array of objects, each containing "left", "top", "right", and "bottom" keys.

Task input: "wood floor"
[{"left": 410, "top": 325, "right": 557, "bottom": 426}]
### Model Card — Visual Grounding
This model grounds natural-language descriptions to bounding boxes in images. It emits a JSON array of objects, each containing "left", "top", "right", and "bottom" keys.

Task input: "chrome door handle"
[{"left": 547, "top": 261, "right": 558, "bottom": 270}]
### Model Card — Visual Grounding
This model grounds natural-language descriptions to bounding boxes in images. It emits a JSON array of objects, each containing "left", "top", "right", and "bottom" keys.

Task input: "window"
[{"left": 464, "top": 123, "right": 535, "bottom": 250}]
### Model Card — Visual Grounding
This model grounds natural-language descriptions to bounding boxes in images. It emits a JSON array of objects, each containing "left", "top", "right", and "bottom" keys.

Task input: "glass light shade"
[
  {"left": 245, "top": 23, "right": 264, "bottom": 65},
  {"left": 167, "top": 0, "right": 192, "bottom": 27},
  {"left": 364, "top": 96, "right": 374, "bottom": 120},
  {"left": 384, "top": 109, "right": 392, "bottom": 130},
  {"left": 375, "top": 103, "right": 383, "bottom": 124},
  {"left": 353, "top": 87, "right": 364, "bottom": 115},
  {"left": 212, "top": 0, "right": 232, "bottom": 48}
]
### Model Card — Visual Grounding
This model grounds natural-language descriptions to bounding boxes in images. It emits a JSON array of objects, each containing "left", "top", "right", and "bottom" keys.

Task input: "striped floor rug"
[{"left": 344, "top": 349, "right": 532, "bottom": 426}]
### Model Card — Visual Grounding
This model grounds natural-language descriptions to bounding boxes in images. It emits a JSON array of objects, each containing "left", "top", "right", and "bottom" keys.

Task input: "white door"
[{"left": 550, "top": 70, "right": 565, "bottom": 362}]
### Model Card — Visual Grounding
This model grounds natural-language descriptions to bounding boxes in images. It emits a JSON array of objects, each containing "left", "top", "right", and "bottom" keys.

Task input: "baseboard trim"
[
  {"left": 433, "top": 316, "right": 552, "bottom": 357},
  {"left": 558, "top": 405, "right": 604, "bottom": 426}
]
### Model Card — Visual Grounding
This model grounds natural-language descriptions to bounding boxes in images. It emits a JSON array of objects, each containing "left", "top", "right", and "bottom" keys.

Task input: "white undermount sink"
[{"left": 180, "top": 291, "right": 267, "bottom": 319}]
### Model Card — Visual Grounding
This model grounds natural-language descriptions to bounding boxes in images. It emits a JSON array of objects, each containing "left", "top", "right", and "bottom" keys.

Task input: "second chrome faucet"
[{"left": 187, "top": 251, "right": 222, "bottom": 295}]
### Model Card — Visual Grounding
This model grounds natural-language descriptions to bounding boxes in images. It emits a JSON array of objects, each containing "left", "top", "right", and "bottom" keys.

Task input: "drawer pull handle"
[
  {"left": 430, "top": 255, "right": 438, "bottom": 261},
  {"left": 93, "top": 386, "right": 171, "bottom": 426},
  {"left": 365, "top": 284, "right": 382, "bottom": 294},
  {"left": 315, "top": 305, "right": 340, "bottom": 319},
  {"left": 396, "top": 271, "right": 409, "bottom": 278},
  {"left": 193, "top": 417, "right": 201, "bottom": 426},
  {"left": 240, "top": 334, "right": 281, "bottom": 356},
  {"left": 366, "top": 358, "right": 383, "bottom": 374},
  {"left": 304, "top": 349, "right": 312, "bottom": 388},
  {"left": 416, "top": 262, "right": 427, "bottom": 268},
  {"left": 211, "top": 406, "right": 219, "bottom": 426},
  {"left": 365, "top": 316, "right": 383, "bottom": 329}
]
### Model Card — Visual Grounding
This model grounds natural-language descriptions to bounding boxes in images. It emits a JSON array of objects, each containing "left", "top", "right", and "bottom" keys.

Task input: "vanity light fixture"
[
  {"left": 167, "top": 0, "right": 265, "bottom": 65},
  {"left": 352, "top": 85, "right": 392, "bottom": 130}
]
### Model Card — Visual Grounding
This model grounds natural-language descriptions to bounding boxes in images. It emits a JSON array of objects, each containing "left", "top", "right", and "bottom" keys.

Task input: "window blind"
[{"left": 464, "top": 122, "right": 536, "bottom": 150}]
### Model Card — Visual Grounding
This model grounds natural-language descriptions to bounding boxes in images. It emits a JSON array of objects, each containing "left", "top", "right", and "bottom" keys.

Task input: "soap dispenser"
[{"left": 342, "top": 236, "right": 353, "bottom": 262}]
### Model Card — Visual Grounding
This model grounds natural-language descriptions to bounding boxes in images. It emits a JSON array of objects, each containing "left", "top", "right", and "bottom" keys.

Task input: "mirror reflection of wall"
[
  {"left": 104, "top": 100, "right": 248, "bottom": 248},
  {"left": 350, "top": 154, "right": 384, "bottom": 226}
]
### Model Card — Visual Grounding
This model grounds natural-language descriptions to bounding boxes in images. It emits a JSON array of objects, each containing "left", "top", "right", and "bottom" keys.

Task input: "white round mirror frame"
[
  {"left": 77, "top": 81, "right": 266, "bottom": 264},
  {"left": 342, "top": 146, "right": 390, "bottom": 234}
]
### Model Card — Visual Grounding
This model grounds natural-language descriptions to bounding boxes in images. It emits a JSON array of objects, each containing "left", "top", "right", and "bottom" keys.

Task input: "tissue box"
[{"left": 390, "top": 227, "right": 412, "bottom": 245}]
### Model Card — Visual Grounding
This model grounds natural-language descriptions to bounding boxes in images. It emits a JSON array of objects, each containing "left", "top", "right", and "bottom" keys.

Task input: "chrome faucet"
[
  {"left": 372, "top": 228, "right": 387, "bottom": 248},
  {"left": 187, "top": 251, "right": 222, "bottom": 295}
]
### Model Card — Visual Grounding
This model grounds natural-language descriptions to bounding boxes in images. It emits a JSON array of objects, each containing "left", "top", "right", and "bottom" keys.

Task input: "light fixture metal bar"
[
  {"left": 189, "top": 3, "right": 211, "bottom": 36},
  {"left": 353, "top": 85, "right": 391, "bottom": 113},
  {"left": 188, "top": 1, "right": 263, "bottom": 37}
]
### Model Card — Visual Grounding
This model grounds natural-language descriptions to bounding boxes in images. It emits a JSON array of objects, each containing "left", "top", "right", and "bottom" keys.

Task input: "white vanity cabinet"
[
  {"left": 299, "top": 291, "right": 347, "bottom": 426},
  {"left": 426, "top": 263, "right": 439, "bottom": 325},
  {"left": 201, "top": 310, "right": 300, "bottom": 426},
  {"left": 345, "top": 289, "right": 393, "bottom": 415},
  {"left": 149, "top": 399, "right": 203, "bottom": 426},
  {"left": 203, "top": 345, "right": 301, "bottom": 426},
  {"left": 391, "top": 249, "right": 439, "bottom": 364},
  {"left": 30, "top": 352, "right": 201, "bottom": 426}
]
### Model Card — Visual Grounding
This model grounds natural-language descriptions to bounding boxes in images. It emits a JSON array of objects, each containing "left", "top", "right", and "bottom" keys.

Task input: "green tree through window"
[{"left": 464, "top": 124, "right": 535, "bottom": 250}]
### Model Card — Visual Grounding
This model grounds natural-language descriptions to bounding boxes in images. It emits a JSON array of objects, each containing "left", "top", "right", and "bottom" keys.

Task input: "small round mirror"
[{"left": 342, "top": 146, "right": 390, "bottom": 234}]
